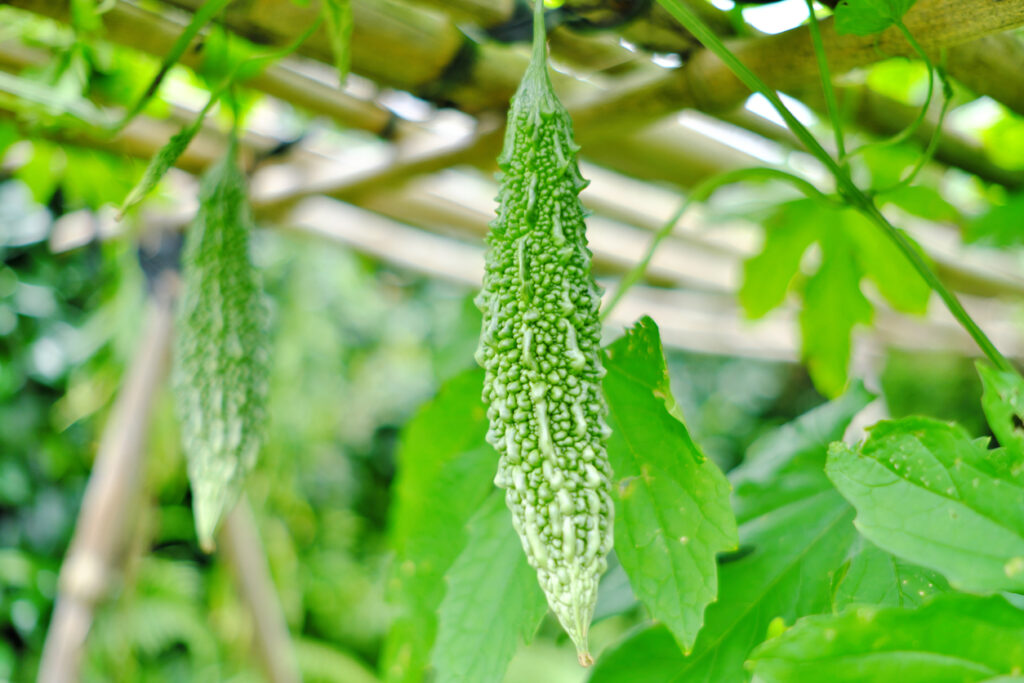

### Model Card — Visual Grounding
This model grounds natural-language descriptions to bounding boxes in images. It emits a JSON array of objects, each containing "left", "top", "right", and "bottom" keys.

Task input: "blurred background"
[{"left": 1, "top": 0, "right": 1022, "bottom": 680}]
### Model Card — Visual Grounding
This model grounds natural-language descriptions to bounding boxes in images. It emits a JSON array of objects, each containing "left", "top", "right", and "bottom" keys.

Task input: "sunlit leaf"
[
  {"left": 591, "top": 388, "right": 865, "bottom": 682},
  {"left": 432, "top": 493, "right": 547, "bottom": 683},
  {"left": 801, "top": 226, "right": 872, "bottom": 397},
  {"left": 827, "top": 417, "right": 1024, "bottom": 593},
  {"left": 602, "top": 317, "right": 737, "bottom": 653},
  {"left": 834, "top": 0, "right": 917, "bottom": 36},
  {"left": 739, "top": 200, "right": 818, "bottom": 319},
  {"left": 968, "top": 192, "right": 1024, "bottom": 248},
  {"left": 845, "top": 210, "right": 930, "bottom": 315},
  {"left": 832, "top": 538, "right": 949, "bottom": 610},
  {"left": 382, "top": 368, "right": 495, "bottom": 683},
  {"left": 747, "top": 594, "right": 1024, "bottom": 682}
]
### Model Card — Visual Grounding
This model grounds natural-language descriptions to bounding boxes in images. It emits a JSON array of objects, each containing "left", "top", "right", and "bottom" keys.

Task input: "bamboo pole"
[
  {"left": 6, "top": 0, "right": 1024, "bottom": 192},
  {"left": 35, "top": 258, "right": 301, "bottom": 683},
  {"left": 571, "top": 0, "right": 1024, "bottom": 132},
  {"left": 37, "top": 271, "right": 176, "bottom": 683},
  {"left": 3, "top": 83, "right": 1022, "bottom": 301},
  {"left": 149, "top": 0, "right": 1024, "bottom": 119},
  {"left": 220, "top": 500, "right": 302, "bottom": 683},
  {"left": 0, "top": 0, "right": 396, "bottom": 136},
  {"left": 282, "top": 194, "right": 1024, "bottom": 360}
]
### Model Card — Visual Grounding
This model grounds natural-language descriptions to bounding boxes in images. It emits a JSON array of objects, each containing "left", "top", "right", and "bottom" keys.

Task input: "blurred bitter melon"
[{"left": 174, "top": 137, "right": 269, "bottom": 552}]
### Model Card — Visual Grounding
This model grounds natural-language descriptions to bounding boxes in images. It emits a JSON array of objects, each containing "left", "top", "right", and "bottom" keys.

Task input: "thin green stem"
[
  {"left": 113, "top": 0, "right": 234, "bottom": 132},
  {"left": 843, "top": 71, "right": 933, "bottom": 161},
  {"left": 871, "top": 26, "right": 952, "bottom": 193},
  {"left": 842, "top": 22, "right": 936, "bottom": 163},
  {"left": 602, "top": 167, "right": 831, "bottom": 319},
  {"left": 533, "top": 0, "right": 547, "bottom": 64},
  {"left": 875, "top": 71, "right": 952, "bottom": 194},
  {"left": 654, "top": 0, "right": 1016, "bottom": 375},
  {"left": 858, "top": 201, "right": 1014, "bottom": 373},
  {"left": 803, "top": 0, "right": 845, "bottom": 160}
]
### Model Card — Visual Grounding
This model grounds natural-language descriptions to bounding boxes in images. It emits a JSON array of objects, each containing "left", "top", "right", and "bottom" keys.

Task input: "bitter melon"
[
  {"left": 174, "top": 137, "right": 269, "bottom": 552},
  {"left": 474, "top": 0, "right": 614, "bottom": 666}
]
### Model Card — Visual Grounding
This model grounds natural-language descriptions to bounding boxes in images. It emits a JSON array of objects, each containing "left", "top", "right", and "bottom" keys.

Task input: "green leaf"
[
  {"left": 13, "top": 142, "right": 61, "bottom": 205},
  {"left": 114, "top": 0, "right": 233, "bottom": 129},
  {"left": 739, "top": 200, "right": 818, "bottom": 319},
  {"left": 62, "top": 148, "right": 140, "bottom": 211},
  {"left": 592, "top": 389, "right": 865, "bottom": 682},
  {"left": 602, "top": 317, "right": 738, "bottom": 653},
  {"left": 295, "top": 638, "right": 380, "bottom": 683},
  {"left": 322, "top": 0, "right": 354, "bottom": 84},
  {"left": 876, "top": 185, "right": 960, "bottom": 223},
  {"left": 834, "top": 0, "right": 917, "bottom": 36},
  {"left": 70, "top": 0, "right": 101, "bottom": 34},
  {"left": 0, "top": 120, "right": 17, "bottom": 160},
  {"left": 431, "top": 493, "right": 547, "bottom": 683},
  {"left": 747, "top": 594, "right": 1024, "bottom": 682},
  {"left": 591, "top": 490, "right": 856, "bottom": 682},
  {"left": 832, "top": 538, "right": 949, "bottom": 611},
  {"left": 844, "top": 209, "right": 930, "bottom": 315},
  {"left": 977, "top": 363, "right": 1024, "bottom": 457},
  {"left": 800, "top": 227, "right": 872, "bottom": 398},
  {"left": 982, "top": 116, "right": 1024, "bottom": 173},
  {"left": 968, "top": 192, "right": 1024, "bottom": 248},
  {"left": 826, "top": 417, "right": 1024, "bottom": 593},
  {"left": 860, "top": 142, "right": 920, "bottom": 188},
  {"left": 730, "top": 381, "right": 873, "bottom": 522},
  {"left": 382, "top": 368, "right": 496, "bottom": 683},
  {"left": 119, "top": 104, "right": 212, "bottom": 217}
]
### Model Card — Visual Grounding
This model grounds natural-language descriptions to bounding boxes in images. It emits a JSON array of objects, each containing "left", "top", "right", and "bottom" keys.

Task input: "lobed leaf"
[
  {"left": 827, "top": 417, "right": 1024, "bottom": 593},
  {"left": 602, "top": 317, "right": 738, "bottom": 653},
  {"left": 977, "top": 363, "right": 1024, "bottom": 458},
  {"left": 591, "top": 386, "right": 866, "bottom": 682},
  {"left": 747, "top": 594, "right": 1024, "bottom": 682},
  {"left": 322, "top": 0, "right": 354, "bottom": 84},
  {"left": 967, "top": 192, "right": 1024, "bottom": 248},
  {"left": 381, "top": 368, "right": 496, "bottom": 683},
  {"left": 591, "top": 489, "right": 856, "bottom": 682},
  {"left": 832, "top": 538, "right": 948, "bottom": 611},
  {"left": 800, "top": 226, "right": 872, "bottom": 397},
  {"left": 739, "top": 200, "right": 818, "bottom": 320},
  {"left": 431, "top": 493, "right": 548, "bottom": 683}
]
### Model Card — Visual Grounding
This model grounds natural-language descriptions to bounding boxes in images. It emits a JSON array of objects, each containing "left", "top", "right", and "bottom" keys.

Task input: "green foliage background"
[{"left": 2, "top": 0, "right": 1024, "bottom": 681}]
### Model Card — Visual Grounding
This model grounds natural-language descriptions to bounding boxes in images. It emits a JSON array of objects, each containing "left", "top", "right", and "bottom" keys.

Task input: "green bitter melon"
[
  {"left": 174, "top": 137, "right": 269, "bottom": 552},
  {"left": 474, "top": 0, "right": 614, "bottom": 666}
]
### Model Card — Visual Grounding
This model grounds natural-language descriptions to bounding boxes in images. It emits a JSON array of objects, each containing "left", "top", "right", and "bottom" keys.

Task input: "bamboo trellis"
[{"left": 1, "top": 0, "right": 1023, "bottom": 365}]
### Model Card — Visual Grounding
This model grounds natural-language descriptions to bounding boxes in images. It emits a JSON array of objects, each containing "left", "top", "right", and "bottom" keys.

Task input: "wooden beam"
[
  {"left": 281, "top": 194, "right": 1024, "bottom": 361},
  {"left": 1, "top": 0, "right": 396, "bottom": 135},
  {"left": 571, "top": 0, "right": 1024, "bottom": 132},
  {"left": 37, "top": 272, "right": 175, "bottom": 683}
]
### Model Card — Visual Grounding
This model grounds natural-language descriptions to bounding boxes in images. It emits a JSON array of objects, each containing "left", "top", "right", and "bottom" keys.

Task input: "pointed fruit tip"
[
  {"left": 193, "top": 499, "right": 222, "bottom": 555},
  {"left": 577, "top": 650, "right": 594, "bottom": 668}
]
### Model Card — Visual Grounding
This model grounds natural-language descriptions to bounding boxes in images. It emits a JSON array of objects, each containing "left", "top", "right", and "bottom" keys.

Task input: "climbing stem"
[
  {"left": 856, "top": 199, "right": 1015, "bottom": 373},
  {"left": 803, "top": 0, "right": 845, "bottom": 160},
  {"left": 653, "top": 0, "right": 1017, "bottom": 375},
  {"left": 602, "top": 167, "right": 831, "bottom": 319}
]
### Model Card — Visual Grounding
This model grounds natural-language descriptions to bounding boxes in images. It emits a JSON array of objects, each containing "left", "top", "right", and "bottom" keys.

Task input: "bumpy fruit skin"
[
  {"left": 174, "top": 140, "right": 269, "bottom": 552},
  {"left": 474, "top": 30, "right": 614, "bottom": 665}
]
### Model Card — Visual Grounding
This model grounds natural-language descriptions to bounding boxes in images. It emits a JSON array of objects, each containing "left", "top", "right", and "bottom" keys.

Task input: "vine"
[{"left": 645, "top": 0, "right": 1018, "bottom": 376}]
